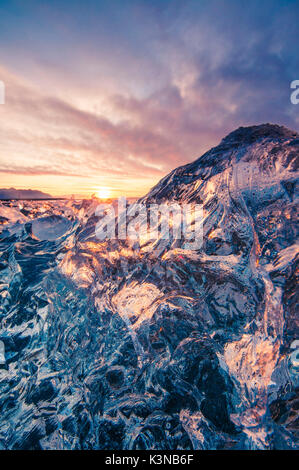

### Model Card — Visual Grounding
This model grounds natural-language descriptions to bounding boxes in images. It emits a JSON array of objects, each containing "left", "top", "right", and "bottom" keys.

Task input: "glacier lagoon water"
[{"left": 0, "top": 125, "right": 298, "bottom": 450}]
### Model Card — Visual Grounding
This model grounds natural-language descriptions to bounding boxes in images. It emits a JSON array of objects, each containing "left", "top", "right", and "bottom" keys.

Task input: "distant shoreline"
[{"left": 0, "top": 198, "right": 69, "bottom": 201}]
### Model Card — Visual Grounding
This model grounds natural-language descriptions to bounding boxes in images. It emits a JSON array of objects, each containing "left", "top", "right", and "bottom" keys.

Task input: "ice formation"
[{"left": 0, "top": 124, "right": 298, "bottom": 449}]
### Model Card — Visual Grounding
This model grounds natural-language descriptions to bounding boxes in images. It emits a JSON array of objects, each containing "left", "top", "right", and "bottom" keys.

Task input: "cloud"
[
  {"left": 0, "top": 0, "right": 298, "bottom": 195},
  {"left": 0, "top": 66, "right": 183, "bottom": 184}
]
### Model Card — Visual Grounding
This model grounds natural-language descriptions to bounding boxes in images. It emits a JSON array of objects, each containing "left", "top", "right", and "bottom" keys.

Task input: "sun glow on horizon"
[{"left": 96, "top": 187, "right": 111, "bottom": 200}]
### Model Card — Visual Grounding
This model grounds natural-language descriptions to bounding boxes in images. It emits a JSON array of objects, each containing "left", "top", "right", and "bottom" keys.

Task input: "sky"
[{"left": 0, "top": 0, "right": 298, "bottom": 197}]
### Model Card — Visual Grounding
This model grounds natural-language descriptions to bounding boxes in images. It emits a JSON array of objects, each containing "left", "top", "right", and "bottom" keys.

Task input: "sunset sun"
[{"left": 96, "top": 187, "right": 111, "bottom": 199}]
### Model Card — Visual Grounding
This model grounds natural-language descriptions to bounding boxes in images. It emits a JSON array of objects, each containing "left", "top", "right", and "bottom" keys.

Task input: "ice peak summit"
[
  {"left": 145, "top": 123, "right": 298, "bottom": 202},
  {"left": 220, "top": 123, "right": 298, "bottom": 147}
]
